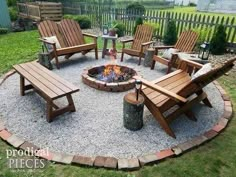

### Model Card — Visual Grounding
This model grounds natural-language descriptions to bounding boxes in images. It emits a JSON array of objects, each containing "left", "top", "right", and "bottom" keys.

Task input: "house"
[
  {"left": 0, "top": 0, "right": 11, "bottom": 29},
  {"left": 197, "top": 0, "right": 236, "bottom": 14},
  {"left": 174, "top": 0, "right": 198, "bottom": 6}
]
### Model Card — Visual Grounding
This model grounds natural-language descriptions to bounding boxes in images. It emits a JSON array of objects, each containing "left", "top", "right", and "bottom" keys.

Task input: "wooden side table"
[{"left": 101, "top": 34, "right": 118, "bottom": 59}]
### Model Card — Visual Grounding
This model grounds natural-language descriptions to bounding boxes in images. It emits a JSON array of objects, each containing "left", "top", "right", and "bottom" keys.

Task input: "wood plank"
[
  {"left": 26, "top": 62, "right": 73, "bottom": 93},
  {"left": 20, "top": 63, "right": 65, "bottom": 96},
  {"left": 31, "top": 61, "right": 79, "bottom": 91},
  {"left": 13, "top": 65, "right": 57, "bottom": 99}
]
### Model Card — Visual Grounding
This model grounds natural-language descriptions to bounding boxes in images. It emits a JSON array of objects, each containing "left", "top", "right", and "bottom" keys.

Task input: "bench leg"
[
  {"left": 20, "top": 76, "right": 25, "bottom": 96},
  {"left": 46, "top": 94, "right": 76, "bottom": 123}
]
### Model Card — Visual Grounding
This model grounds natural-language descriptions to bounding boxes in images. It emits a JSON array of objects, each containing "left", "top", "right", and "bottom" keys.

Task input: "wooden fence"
[{"left": 63, "top": 6, "right": 236, "bottom": 48}]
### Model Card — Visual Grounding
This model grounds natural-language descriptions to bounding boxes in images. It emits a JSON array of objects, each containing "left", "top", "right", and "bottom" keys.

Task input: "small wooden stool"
[
  {"left": 123, "top": 92, "right": 144, "bottom": 131},
  {"left": 144, "top": 48, "right": 155, "bottom": 67}
]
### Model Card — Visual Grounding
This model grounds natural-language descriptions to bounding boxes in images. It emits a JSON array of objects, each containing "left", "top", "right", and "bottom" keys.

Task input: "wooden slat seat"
[
  {"left": 134, "top": 57, "right": 236, "bottom": 138},
  {"left": 120, "top": 24, "right": 154, "bottom": 65},
  {"left": 13, "top": 61, "right": 80, "bottom": 122},
  {"left": 151, "top": 30, "right": 199, "bottom": 74},
  {"left": 38, "top": 19, "right": 98, "bottom": 69}
]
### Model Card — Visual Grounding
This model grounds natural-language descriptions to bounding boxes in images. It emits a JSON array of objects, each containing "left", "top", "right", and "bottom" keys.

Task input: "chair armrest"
[
  {"left": 153, "top": 45, "right": 175, "bottom": 50},
  {"left": 83, "top": 33, "right": 98, "bottom": 38},
  {"left": 120, "top": 38, "right": 134, "bottom": 43},
  {"left": 39, "top": 38, "right": 56, "bottom": 45},
  {"left": 133, "top": 76, "right": 187, "bottom": 103},
  {"left": 141, "top": 41, "right": 153, "bottom": 46}
]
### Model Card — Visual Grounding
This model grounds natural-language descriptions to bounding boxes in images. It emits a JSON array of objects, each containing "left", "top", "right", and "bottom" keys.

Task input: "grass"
[{"left": 0, "top": 30, "right": 236, "bottom": 177}]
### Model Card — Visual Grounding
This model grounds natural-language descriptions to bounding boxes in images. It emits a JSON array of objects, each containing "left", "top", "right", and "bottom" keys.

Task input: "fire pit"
[{"left": 82, "top": 64, "right": 137, "bottom": 92}]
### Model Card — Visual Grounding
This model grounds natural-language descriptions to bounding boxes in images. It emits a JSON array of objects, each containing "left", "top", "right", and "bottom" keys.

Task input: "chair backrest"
[
  {"left": 175, "top": 30, "right": 199, "bottom": 52},
  {"left": 60, "top": 19, "right": 85, "bottom": 47},
  {"left": 179, "top": 58, "right": 236, "bottom": 98},
  {"left": 131, "top": 24, "right": 153, "bottom": 51},
  {"left": 38, "top": 20, "right": 67, "bottom": 48}
]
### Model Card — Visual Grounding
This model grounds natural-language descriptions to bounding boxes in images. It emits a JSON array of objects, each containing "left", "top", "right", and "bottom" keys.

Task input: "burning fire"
[{"left": 103, "top": 65, "right": 121, "bottom": 76}]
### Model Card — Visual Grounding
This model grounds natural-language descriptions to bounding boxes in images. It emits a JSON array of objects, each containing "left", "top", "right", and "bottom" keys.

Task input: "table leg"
[
  {"left": 112, "top": 39, "right": 117, "bottom": 59},
  {"left": 102, "top": 39, "right": 108, "bottom": 58}
]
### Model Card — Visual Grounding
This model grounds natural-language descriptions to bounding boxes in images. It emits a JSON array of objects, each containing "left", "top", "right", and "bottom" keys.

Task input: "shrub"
[
  {"left": 192, "top": 27, "right": 212, "bottom": 49},
  {"left": 63, "top": 15, "right": 91, "bottom": 29},
  {"left": 8, "top": 7, "right": 18, "bottom": 21},
  {"left": 144, "top": 22, "right": 160, "bottom": 40},
  {"left": 7, "top": 0, "right": 17, "bottom": 7},
  {"left": 163, "top": 20, "right": 177, "bottom": 45},
  {"left": 189, "top": 2, "right": 197, "bottom": 6},
  {"left": 210, "top": 25, "right": 227, "bottom": 55},
  {"left": 126, "top": 2, "right": 145, "bottom": 17},
  {"left": 133, "top": 17, "right": 143, "bottom": 35},
  {"left": 112, "top": 21, "right": 126, "bottom": 37},
  {"left": 0, "top": 28, "right": 8, "bottom": 35}
]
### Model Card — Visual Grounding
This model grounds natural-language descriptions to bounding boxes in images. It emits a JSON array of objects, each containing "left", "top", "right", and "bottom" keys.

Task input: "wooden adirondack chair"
[
  {"left": 134, "top": 57, "right": 236, "bottom": 138},
  {"left": 120, "top": 24, "right": 154, "bottom": 65},
  {"left": 151, "top": 30, "right": 199, "bottom": 74},
  {"left": 38, "top": 19, "right": 98, "bottom": 69}
]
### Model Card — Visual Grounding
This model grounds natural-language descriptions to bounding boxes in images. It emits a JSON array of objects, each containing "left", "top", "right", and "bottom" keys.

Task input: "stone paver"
[
  {"left": 94, "top": 156, "right": 107, "bottom": 167},
  {"left": 178, "top": 141, "right": 196, "bottom": 152},
  {"left": 212, "top": 124, "right": 225, "bottom": 133},
  {"left": 104, "top": 157, "right": 118, "bottom": 169},
  {"left": 0, "top": 129, "right": 12, "bottom": 140},
  {"left": 20, "top": 141, "right": 40, "bottom": 154},
  {"left": 204, "top": 130, "right": 218, "bottom": 140},
  {"left": 6, "top": 134, "right": 25, "bottom": 148},
  {"left": 156, "top": 149, "right": 174, "bottom": 160},
  {"left": 35, "top": 149, "right": 54, "bottom": 161},
  {"left": 191, "top": 135, "right": 208, "bottom": 146},
  {"left": 52, "top": 152, "right": 74, "bottom": 164},
  {"left": 72, "top": 155, "right": 95, "bottom": 166},
  {"left": 138, "top": 153, "right": 158, "bottom": 166},
  {"left": 118, "top": 158, "right": 140, "bottom": 170},
  {"left": 172, "top": 147, "right": 182, "bottom": 155}
]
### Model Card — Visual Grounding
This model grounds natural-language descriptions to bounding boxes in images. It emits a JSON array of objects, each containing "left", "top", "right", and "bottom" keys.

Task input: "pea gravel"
[{"left": 0, "top": 53, "right": 224, "bottom": 158}]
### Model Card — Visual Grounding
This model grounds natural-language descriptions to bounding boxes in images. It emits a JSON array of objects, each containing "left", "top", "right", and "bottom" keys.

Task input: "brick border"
[
  {"left": 0, "top": 80, "right": 233, "bottom": 170},
  {"left": 82, "top": 65, "right": 137, "bottom": 92}
]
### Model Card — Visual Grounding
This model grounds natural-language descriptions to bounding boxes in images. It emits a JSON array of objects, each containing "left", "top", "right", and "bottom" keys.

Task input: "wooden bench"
[{"left": 13, "top": 61, "right": 80, "bottom": 122}]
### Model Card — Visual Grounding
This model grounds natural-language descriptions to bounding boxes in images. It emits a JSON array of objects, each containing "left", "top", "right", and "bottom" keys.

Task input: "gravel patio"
[{"left": 0, "top": 52, "right": 224, "bottom": 158}]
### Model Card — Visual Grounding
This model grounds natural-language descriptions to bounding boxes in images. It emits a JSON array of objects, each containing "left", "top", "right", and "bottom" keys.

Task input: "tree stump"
[
  {"left": 38, "top": 52, "right": 52, "bottom": 70},
  {"left": 123, "top": 92, "right": 144, "bottom": 131},
  {"left": 144, "top": 48, "right": 155, "bottom": 67}
]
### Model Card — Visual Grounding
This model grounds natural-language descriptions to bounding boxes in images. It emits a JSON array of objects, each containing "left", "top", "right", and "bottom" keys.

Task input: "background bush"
[
  {"left": 0, "top": 28, "right": 8, "bottom": 35},
  {"left": 163, "top": 20, "right": 177, "bottom": 45},
  {"left": 63, "top": 15, "right": 91, "bottom": 29},
  {"left": 7, "top": 0, "right": 17, "bottom": 7},
  {"left": 144, "top": 22, "right": 160, "bottom": 40},
  {"left": 126, "top": 2, "right": 145, "bottom": 17},
  {"left": 133, "top": 17, "right": 143, "bottom": 35},
  {"left": 210, "top": 24, "right": 227, "bottom": 55},
  {"left": 192, "top": 27, "right": 212, "bottom": 50},
  {"left": 8, "top": 7, "right": 18, "bottom": 21},
  {"left": 112, "top": 21, "right": 126, "bottom": 37}
]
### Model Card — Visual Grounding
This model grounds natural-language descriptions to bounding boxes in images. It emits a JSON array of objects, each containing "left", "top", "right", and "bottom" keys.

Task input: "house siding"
[{"left": 0, "top": 0, "right": 11, "bottom": 28}]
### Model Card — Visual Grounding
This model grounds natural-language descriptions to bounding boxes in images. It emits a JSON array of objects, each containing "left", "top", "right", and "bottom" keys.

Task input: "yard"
[{"left": 0, "top": 26, "right": 235, "bottom": 177}]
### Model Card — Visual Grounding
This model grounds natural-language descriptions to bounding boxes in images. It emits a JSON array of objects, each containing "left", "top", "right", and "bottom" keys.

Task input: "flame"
[{"left": 103, "top": 65, "right": 121, "bottom": 76}]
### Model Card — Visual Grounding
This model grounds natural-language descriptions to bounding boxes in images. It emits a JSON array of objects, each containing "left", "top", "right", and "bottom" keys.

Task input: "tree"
[
  {"left": 163, "top": 20, "right": 177, "bottom": 45},
  {"left": 210, "top": 24, "right": 227, "bottom": 55},
  {"left": 133, "top": 17, "right": 143, "bottom": 35}
]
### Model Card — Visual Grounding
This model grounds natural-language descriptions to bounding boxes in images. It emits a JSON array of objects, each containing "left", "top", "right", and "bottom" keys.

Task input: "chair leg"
[
  {"left": 151, "top": 60, "right": 156, "bottom": 70},
  {"left": 150, "top": 107, "right": 176, "bottom": 138},
  {"left": 121, "top": 52, "right": 124, "bottom": 62},
  {"left": 166, "top": 62, "right": 172, "bottom": 74},
  {"left": 46, "top": 100, "right": 53, "bottom": 123},
  {"left": 202, "top": 97, "right": 213, "bottom": 108},
  {"left": 95, "top": 47, "right": 98, "bottom": 60},
  {"left": 55, "top": 55, "right": 60, "bottom": 69},
  {"left": 138, "top": 56, "right": 142, "bottom": 65},
  {"left": 67, "top": 94, "right": 76, "bottom": 112},
  {"left": 185, "top": 110, "right": 197, "bottom": 121}
]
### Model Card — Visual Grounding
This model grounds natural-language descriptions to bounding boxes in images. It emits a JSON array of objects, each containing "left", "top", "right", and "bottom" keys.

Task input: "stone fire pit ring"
[{"left": 82, "top": 65, "right": 137, "bottom": 92}]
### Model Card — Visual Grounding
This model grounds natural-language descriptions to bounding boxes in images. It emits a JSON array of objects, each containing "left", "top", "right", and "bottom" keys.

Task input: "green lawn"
[{"left": 0, "top": 30, "right": 236, "bottom": 177}]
